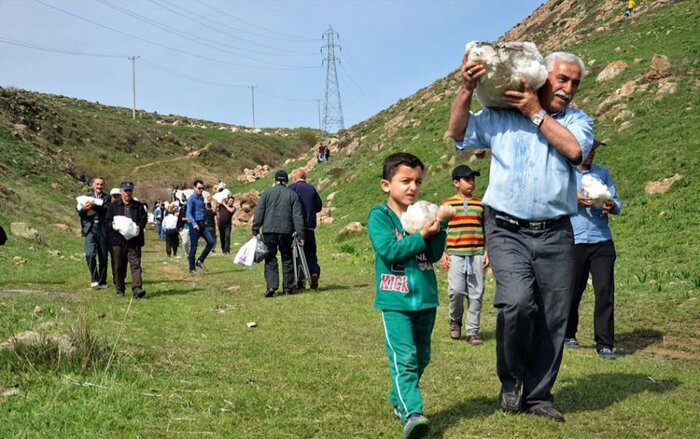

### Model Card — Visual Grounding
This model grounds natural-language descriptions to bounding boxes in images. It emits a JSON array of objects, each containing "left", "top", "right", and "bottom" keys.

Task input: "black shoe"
[
  {"left": 284, "top": 289, "right": 295, "bottom": 296},
  {"left": 195, "top": 260, "right": 207, "bottom": 271},
  {"left": 527, "top": 405, "right": 565, "bottom": 422},
  {"left": 133, "top": 289, "right": 146, "bottom": 299},
  {"left": 264, "top": 289, "right": 276, "bottom": 298},
  {"left": 499, "top": 388, "right": 522, "bottom": 413},
  {"left": 116, "top": 290, "right": 125, "bottom": 298}
]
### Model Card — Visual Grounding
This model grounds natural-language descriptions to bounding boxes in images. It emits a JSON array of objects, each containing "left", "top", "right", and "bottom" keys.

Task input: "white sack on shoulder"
[
  {"left": 401, "top": 200, "right": 439, "bottom": 235},
  {"left": 163, "top": 214, "right": 178, "bottom": 230},
  {"left": 465, "top": 41, "right": 548, "bottom": 109},
  {"left": 234, "top": 236, "right": 257, "bottom": 267},
  {"left": 581, "top": 174, "right": 611, "bottom": 208},
  {"left": 212, "top": 188, "right": 232, "bottom": 204},
  {"left": 76, "top": 195, "right": 104, "bottom": 216},
  {"left": 113, "top": 215, "right": 139, "bottom": 240}
]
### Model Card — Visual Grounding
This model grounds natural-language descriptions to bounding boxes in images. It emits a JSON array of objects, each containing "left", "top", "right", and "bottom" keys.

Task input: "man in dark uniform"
[
  {"left": 78, "top": 176, "right": 111, "bottom": 289},
  {"left": 252, "top": 170, "right": 305, "bottom": 297}
]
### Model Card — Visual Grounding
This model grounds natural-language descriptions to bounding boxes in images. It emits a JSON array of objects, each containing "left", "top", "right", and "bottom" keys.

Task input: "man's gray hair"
[{"left": 544, "top": 52, "right": 586, "bottom": 81}]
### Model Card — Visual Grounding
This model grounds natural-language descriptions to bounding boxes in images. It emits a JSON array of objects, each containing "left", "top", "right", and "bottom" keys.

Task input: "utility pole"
[
  {"left": 248, "top": 85, "right": 257, "bottom": 128},
  {"left": 321, "top": 26, "right": 344, "bottom": 133},
  {"left": 129, "top": 56, "right": 139, "bottom": 120}
]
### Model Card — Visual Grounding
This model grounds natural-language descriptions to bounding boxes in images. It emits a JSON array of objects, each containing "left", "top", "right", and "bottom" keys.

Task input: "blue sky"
[{"left": 0, "top": 0, "right": 544, "bottom": 130}]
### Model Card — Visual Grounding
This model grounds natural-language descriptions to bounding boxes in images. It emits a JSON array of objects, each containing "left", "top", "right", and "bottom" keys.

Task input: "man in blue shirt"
[
  {"left": 448, "top": 50, "right": 594, "bottom": 422},
  {"left": 565, "top": 140, "right": 621, "bottom": 360},
  {"left": 186, "top": 179, "right": 216, "bottom": 275}
]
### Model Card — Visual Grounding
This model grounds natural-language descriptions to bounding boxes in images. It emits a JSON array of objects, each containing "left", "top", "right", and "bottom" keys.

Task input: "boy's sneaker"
[
  {"left": 403, "top": 413, "right": 430, "bottom": 439},
  {"left": 392, "top": 406, "right": 404, "bottom": 425},
  {"left": 195, "top": 260, "right": 207, "bottom": 271},
  {"left": 449, "top": 320, "right": 461, "bottom": 340},
  {"left": 90, "top": 282, "right": 99, "bottom": 288},
  {"left": 597, "top": 347, "right": 617, "bottom": 360},
  {"left": 466, "top": 334, "right": 483, "bottom": 345},
  {"left": 564, "top": 338, "right": 581, "bottom": 349}
]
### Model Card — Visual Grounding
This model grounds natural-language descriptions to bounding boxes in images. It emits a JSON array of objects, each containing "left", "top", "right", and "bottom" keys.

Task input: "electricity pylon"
[{"left": 321, "top": 26, "right": 344, "bottom": 133}]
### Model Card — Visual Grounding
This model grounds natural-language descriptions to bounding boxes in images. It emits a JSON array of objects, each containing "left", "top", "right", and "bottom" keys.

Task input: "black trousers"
[
  {"left": 111, "top": 245, "right": 143, "bottom": 294},
  {"left": 484, "top": 209, "right": 574, "bottom": 409},
  {"left": 566, "top": 240, "right": 616, "bottom": 350},
  {"left": 218, "top": 224, "right": 231, "bottom": 253},
  {"left": 302, "top": 228, "right": 320, "bottom": 276},
  {"left": 262, "top": 233, "right": 294, "bottom": 292},
  {"left": 165, "top": 229, "right": 179, "bottom": 257}
]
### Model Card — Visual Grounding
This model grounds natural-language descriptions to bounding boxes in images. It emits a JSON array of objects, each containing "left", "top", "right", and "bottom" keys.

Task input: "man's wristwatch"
[{"left": 531, "top": 109, "right": 546, "bottom": 128}]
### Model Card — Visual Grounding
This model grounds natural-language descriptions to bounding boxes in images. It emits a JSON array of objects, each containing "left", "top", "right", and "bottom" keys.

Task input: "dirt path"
[{"left": 132, "top": 143, "right": 212, "bottom": 173}]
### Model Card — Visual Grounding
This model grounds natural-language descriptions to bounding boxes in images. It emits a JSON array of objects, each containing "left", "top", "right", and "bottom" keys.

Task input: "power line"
[
  {"left": 93, "top": 0, "right": 317, "bottom": 69},
  {"left": 148, "top": 0, "right": 319, "bottom": 54},
  {"left": 32, "top": 0, "right": 317, "bottom": 71},
  {"left": 193, "top": 0, "right": 318, "bottom": 42},
  {"left": 0, "top": 37, "right": 128, "bottom": 58},
  {"left": 139, "top": 59, "right": 248, "bottom": 88}
]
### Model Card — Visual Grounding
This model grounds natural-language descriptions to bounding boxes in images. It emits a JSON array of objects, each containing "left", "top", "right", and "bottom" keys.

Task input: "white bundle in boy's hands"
[
  {"left": 401, "top": 201, "right": 439, "bottom": 234},
  {"left": 465, "top": 41, "right": 548, "bottom": 109},
  {"left": 581, "top": 174, "right": 611, "bottom": 208},
  {"left": 76, "top": 195, "right": 104, "bottom": 215},
  {"left": 112, "top": 215, "right": 139, "bottom": 240}
]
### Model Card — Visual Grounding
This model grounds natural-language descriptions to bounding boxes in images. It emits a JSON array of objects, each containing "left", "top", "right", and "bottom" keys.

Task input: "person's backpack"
[{"left": 0, "top": 224, "right": 8, "bottom": 246}]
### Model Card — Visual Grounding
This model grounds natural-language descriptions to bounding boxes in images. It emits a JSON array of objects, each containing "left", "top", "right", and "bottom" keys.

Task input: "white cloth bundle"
[
  {"left": 465, "top": 41, "right": 548, "bottom": 109},
  {"left": 112, "top": 215, "right": 139, "bottom": 240},
  {"left": 163, "top": 214, "right": 178, "bottom": 230},
  {"left": 76, "top": 195, "right": 104, "bottom": 216},
  {"left": 212, "top": 188, "right": 232, "bottom": 204},
  {"left": 401, "top": 200, "right": 439, "bottom": 235},
  {"left": 581, "top": 174, "right": 611, "bottom": 208}
]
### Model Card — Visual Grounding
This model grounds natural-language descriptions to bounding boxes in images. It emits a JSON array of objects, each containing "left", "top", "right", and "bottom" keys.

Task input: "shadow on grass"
[
  {"left": 429, "top": 396, "right": 496, "bottom": 438},
  {"left": 429, "top": 373, "right": 679, "bottom": 435},
  {"left": 616, "top": 328, "right": 664, "bottom": 355},
  {"left": 559, "top": 373, "right": 679, "bottom": 413}
]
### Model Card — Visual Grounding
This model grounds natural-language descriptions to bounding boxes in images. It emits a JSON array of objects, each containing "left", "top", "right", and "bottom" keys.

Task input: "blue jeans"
[
  {"left": 84, "top": 228, "right": 108, "bottom": 285},
  {"left": 188, "top": 222, "right": 215, "bottom": 270}
]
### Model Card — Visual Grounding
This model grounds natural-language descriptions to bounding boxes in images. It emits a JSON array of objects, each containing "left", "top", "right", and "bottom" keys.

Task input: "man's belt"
[{"left": 492, "top": 209, "right": 567, "bottom": 231}]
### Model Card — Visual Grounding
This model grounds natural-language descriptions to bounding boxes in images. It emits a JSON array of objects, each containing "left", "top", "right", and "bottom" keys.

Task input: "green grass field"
[{"left": 1, "top": 224, "right": 697, "bottom": 438}]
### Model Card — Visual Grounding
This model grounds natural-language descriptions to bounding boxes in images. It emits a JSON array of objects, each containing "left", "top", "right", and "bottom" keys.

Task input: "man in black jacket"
[
  {"left": 105, "top": 181, "right": 148, "bottom": 299},
  {"left": 288, "top": 168, "right": 323, "bottom": 289},
  {"left": 252, "top": 170, "right": 305, "bottom": 297},
  {"left": 78, "top": 176, "right": 111, "bottom": 289}
]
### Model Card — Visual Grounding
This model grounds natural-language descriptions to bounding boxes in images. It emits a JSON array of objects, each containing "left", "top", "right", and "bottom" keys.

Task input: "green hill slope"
[{"left": 309, "top": 0, "right": 699, "bottom": 297}]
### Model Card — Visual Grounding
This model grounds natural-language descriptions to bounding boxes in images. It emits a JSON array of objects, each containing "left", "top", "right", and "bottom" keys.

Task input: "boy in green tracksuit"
[{"left": 368, "top": 152, "right": 454, "bottom": 439}]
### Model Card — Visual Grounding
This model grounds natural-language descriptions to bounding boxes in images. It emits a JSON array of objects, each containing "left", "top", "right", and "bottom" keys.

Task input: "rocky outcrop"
[{"left": 10, "top": 222, "right": 43, "bottom": 244}]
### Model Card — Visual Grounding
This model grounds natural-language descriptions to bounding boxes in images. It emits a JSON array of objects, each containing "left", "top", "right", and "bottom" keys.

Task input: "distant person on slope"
[
  {"left": 565, "top": 139, "right": 622, "bottom": 360},
  {"left": 252, "top": 170, "right": 305, "bottom": 297},
  {"left": 78, "top": 176, "right": 111, "bottom": 289},
  {"left": 625, "top": 0, "right": 635, "bottom": 17},
  {"left": 186, "top": 179, "right": 216, "bottom": 275},
  {"left": 288, "top": 168, "right": 323, "bottom": 289}
]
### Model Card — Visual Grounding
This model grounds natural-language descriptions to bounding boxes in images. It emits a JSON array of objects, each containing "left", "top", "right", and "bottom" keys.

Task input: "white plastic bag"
[
  {"left": 112, "top": 215, "right": 139, "bottom": 240},
  {"left": 76, "top": 195, "right": 104, "bottom": 216},
  {"left": 234, "top": 236, "right": 257, "bottom": 267}
]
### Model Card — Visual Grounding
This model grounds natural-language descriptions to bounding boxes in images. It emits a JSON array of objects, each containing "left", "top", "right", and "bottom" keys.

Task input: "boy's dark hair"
[{"left": 382, "top": 152, "right": 425, "bottom": 180}]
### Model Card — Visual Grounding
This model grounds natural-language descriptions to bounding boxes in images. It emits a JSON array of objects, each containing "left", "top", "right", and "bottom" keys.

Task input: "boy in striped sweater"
[{"left": 439, "top": 165, "right": 489, "bottom": 345}]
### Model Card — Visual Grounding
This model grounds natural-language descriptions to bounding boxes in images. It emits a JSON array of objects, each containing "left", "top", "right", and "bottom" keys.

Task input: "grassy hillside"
[{"left": 0, "top": 0, "right": 698, "bottom": 437}]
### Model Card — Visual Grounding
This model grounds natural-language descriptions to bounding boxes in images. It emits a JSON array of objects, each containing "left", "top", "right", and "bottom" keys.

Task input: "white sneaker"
[
  {"left": 90, "top": 282, "right": 99, "bottom": 288},
  {"left": 98, "top": 284, "right": 108, "bottom": 289}
]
